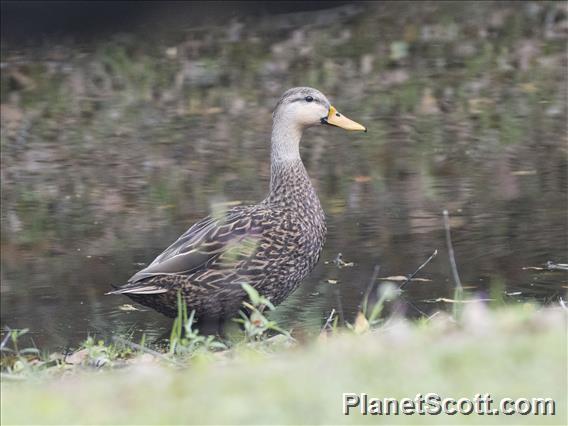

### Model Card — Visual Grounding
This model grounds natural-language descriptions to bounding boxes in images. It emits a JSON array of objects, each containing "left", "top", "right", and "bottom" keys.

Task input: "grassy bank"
[{"left": 1, "top": 303, "right": 566, "bottom": 425}]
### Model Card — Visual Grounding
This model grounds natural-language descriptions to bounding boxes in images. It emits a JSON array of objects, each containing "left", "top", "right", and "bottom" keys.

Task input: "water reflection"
[{"left": 1, "top": 2, "right": 567, "bottom": 350}]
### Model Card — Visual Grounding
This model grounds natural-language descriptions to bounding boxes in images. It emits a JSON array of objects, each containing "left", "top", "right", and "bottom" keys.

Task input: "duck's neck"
[{"left": 266, "top": 118, "right": 319, "bottom": 210}]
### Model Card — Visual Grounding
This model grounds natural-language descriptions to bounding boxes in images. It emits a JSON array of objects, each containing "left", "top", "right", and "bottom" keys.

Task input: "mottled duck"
[{"left": 108, "top": 87, "right": 366, "bottom": 321}]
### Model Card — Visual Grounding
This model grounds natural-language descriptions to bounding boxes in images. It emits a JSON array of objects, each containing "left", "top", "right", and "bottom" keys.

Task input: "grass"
[{"left": 1, "top": 300, "right": 566, "bottom": 425}]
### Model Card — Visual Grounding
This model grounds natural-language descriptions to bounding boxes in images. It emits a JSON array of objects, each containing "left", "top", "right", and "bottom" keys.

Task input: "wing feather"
[{"left": 126, "top": 205, "right": 265, "bottom": 284}]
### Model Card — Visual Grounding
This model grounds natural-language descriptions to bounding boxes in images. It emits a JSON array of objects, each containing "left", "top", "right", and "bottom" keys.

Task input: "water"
[{"left": 1, "top": 2, "right": 567, "bottom": 350}]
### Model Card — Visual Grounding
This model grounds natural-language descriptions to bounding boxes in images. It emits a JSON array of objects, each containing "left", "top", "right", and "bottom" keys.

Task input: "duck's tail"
[
  {"left": 105, "top": 282, "right": 168, "bottom": 295},
  {"left": 104, "top": 282, "right": 123, "bottom": 295}
]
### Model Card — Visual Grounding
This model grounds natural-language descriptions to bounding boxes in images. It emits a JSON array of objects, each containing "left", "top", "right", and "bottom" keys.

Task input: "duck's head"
[{"left": 273, "top": 87, "right": 366, "bottom": 132}]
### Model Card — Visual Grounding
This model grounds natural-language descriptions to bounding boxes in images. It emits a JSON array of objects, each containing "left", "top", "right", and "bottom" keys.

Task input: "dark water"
[{"left": 1, "top": 2, "right": 567, "bottom": 350}]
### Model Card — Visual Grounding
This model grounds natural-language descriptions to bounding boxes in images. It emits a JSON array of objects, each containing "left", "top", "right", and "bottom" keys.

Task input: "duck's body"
[
  {"left": 118, "top": 160, "right": 326, "bottom": 319},
  {"left": 108, "top": 87, "right": 365, "bottom": 320}
]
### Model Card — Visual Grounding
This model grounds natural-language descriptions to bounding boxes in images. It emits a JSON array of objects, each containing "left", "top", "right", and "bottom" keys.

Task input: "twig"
[
  {"left": 423, "top": 297, "right": 494, "bottom": 304},
  {"left": 443, "top": 210, "right": 463, "bottom": 290},
  {"left": 406, "top": 300, "right": 428, "bottom": 316},
  {"left": 321, "top": 308, "right": 336, "bottom": 331},
  {"left": 400, "top": 249, "right": 438, "bottom": 289},
  {"left": 0, "top": 330, "right": 11, "bottom": 351},
  {"left": 112, "top": 336, "right": 184, "bottom": 367},
  {"left": 390, "top": 299, "right": 428, "bottom": 318},
  {"left": 426, "top": 311, "right": 441, "bottom": 322}
]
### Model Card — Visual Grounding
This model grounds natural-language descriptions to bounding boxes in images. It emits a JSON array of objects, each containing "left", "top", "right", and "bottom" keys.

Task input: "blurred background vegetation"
[{"left": 1, "top": 1, "right": 567, "bottom": 349}]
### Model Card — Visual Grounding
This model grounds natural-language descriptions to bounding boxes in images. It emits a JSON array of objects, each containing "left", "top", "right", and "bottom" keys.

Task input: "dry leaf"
[
  {"left": 65, "top": 349, "right": 88, "bottom": 365},
  {"left": 353, "top": 312, "right": 370, "bottom": 334}
]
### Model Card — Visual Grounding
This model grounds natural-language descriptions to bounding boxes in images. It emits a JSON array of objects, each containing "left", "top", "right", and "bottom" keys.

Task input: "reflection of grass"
[
  {"left": 1, "top": 305, "right": 565, "bottom": 425},
  {"left": 397, "top": 81, "right": 423, "bottom": 114},
  {"left": 96, "top": 43, "right": 161, "bottom": 101},
  {"left": 13, "top": 190, "right": 52, "bottom": 245}
]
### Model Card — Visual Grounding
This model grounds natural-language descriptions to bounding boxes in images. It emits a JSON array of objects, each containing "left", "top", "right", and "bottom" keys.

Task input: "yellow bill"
[{"left": 324, "top": 105, "right": 367, "bottom": 132}]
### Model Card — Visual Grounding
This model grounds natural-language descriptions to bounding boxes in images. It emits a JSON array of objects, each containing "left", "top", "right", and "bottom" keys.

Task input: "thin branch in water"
[
  {"left": 443, "top": 210, "right": 463, "bottom": 290},
  {"left": 426, "top": 311, "right": 441, "bottom": 322},
  {"left": 391, "top": 299, "right": 427, "bottom": 318},
  {"left": 0, "top": 331, "right": 11, "bottom": 351},
  {"left": 321, "top": 308, "right": 336, "bottom": 331},
  {"left": 406, "top": 300, "right": 428, "bottom": 316},
  {"left": 400, "top": 249, "right": 438, "bottom": 289}
]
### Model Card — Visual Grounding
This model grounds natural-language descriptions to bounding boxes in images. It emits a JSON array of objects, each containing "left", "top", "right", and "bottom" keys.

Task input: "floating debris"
[
  {"left": 325, "top": 253, "right": 354, "bottom": 268},
  {"left": 118, "top": 304, "right": 141, "bottom": 312},
  {"left": 424, "top": 297, "right": 495, "bottom": 304},
  {"left": 511, "top": 170, "right": 537, "bottom": 176},
  {"left": 522, "top": 261, "right": 568, "bottom": 272},
  {"left": 546, "top": 261, "right": 568, "bottom": 271},
  {"left": 380, "top": 275, "right": 432, "bottom": 282}
]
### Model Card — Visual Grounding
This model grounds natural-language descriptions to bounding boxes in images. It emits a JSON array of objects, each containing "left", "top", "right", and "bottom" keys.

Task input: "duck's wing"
[{"left": 109, "top": 205, "right": 266, "bottom": 295}]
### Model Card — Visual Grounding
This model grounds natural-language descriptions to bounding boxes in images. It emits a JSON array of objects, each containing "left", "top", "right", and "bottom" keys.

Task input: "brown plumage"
[{"left": 107, "top": 87, "right": 366, "bottom": 320}]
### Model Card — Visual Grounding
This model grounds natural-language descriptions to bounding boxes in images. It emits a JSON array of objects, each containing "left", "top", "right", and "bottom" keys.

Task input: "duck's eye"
[{"left": 305, "top": 96, "right": 314, "bottom": 103}]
